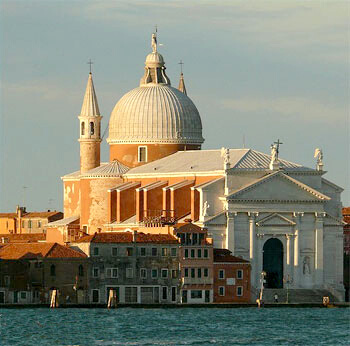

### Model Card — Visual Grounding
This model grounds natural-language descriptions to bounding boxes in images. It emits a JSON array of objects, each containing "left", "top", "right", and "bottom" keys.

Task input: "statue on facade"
[
  {"left": 151, "top": 33, "right": 157, "bottom": 53},
  {"left": 314, "top": 148, "right": 323, "bottom": 171},
  {"left": 303, "top": 256, "right": 311, "bottom": 275},
  {"left": 221, "top": 147, "right": 230, "bottom": 170},
  {"left": 270, "top": 143, "right": 278, "bottom": 163},
  {"left": 202, "top": 201, "right": 210, "bottom": 217}
]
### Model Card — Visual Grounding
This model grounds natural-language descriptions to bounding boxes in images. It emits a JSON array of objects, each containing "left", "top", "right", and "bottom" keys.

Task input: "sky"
[{"left": 0, "top": 0, "right": 349, "bottom": 212}]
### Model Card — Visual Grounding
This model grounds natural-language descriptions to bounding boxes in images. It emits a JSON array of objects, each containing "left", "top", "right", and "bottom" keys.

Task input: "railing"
[
  {"left": 142, "top": 210, "right": 176, "bottom": 227},
  {"left": 181, "top": 277, "right": 213, "bottom": 285}
]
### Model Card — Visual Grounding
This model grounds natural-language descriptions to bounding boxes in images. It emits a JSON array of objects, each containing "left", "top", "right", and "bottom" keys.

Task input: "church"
[{"left": 52, "top": 32, "right": 345, "bottom": 300}]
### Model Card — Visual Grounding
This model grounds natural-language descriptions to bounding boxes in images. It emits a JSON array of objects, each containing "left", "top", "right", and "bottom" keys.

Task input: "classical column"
[
  {"left": 315, "top": 212, "right": 325, "bottom": 287},
  {"left": 226, "top": 211, "right": 236, "bottom": 254},
  {"left": 286, "top": 234, "right": 291, "bottom": 277},
  {"left": 248, "top": 212, "right": 258, "bottom": 285},
  {"left": 293, "top": 212, "right": 303, "bottom": 288},
  {"left": 256, "top": 233, "right": 264, "bottom": 288}
]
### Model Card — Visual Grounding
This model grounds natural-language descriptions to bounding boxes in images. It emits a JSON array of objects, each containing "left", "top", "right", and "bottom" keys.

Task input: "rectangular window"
[
  {"left": 20, "top": 292, "right": 27, "bottom": 300},
  {"left": 204, "top": 268, "right": 209, "bottom": 277},
  {"left": 138, "top": 146, "right": 147, "bottom": 162},
  {"left": 92, "top": 289, "right": 99, "bottom": 303},
  {"left": 219, "top": 286, "right": 225, "bottom": 296},
  {"left": 92, "top": 267, "right": 100, "bottom": 278},
  {"left": 151, "top": 269, "right": 158, "bottom": 278},
  {"left": 112, "top": 247, "right": 118, "bottom": 257},
  {"left": 184, "top": 268, "right": 189, "bottom": 277},
  {"left": 191, "top": 268, "right": 195, "bottom": 278},
  {"left": 191, "top": 290, "right": 202, "bottom": 299},
  {"left": 93, "top": 247, "right": 99, "bottom": 256},
  {"left": 171, "top": 247, "right": 177, "bottom": 257},
  {"left": 171, "top": 287, "right": 177, "bottom": 302},
  {"left": 106, "top": 268, "right": 118, "bottom": 278},
  {"left": 162, "top": 286, "right": 168, "bottom": 300},
  {"left": 37, "top": 221, "right": 41, "bottom": 228},
  {"left": 125, "top": 287, "right": 137, "bottom": 303},
  {"left": 126, "top": 247, "right": 133, "bottom": 256},
  {"left": 140, "top": 268, "right": 147, "bottom": 279},
  {"left": 28, "top": 220, "right": 32, "bottom": 229},
  {"left": 197, "top": 268, "right": 202, "bottom": 278},
  {"left": 126, "top": 268, "right": 133, "bottom": 278},
  {"left": 152, "top": 248, "right": 158, "bottom": 257},
  {"left": 184, "top": 249, "right": 189, "bottom": 258},
  {"left": 161, "top": 248, "right": 168, "bottom": 256},
  {"left": 140, "top": 247, "right": 146, "bottom": 256},
  {"left": 4, "top": 276, "right": 10, "bottom": 286},
  {"left": 190, "top": 249, "right": 195, "bottom": 258},
  {"left": 237, "top": 286, "right": 243, "bottom": 296},
  {"left": 219, "top": 269, "right": 225, "bottom": 279},
  {"left": 161, "top": 269, "right": 168, "bottom": 278},
  {"left": 22, "top": 221, "right": 25, "bottom": 228},
  {"left": 204, "top": 249, "right": 208, "bottom": 258},
  {"left": 193, "top": 233, "right": 198, "bottom": 245},
  {"left": 171, "top": 269, "right": 177, "bottom": 278},
  {"left": 197, "top": 249, "right": 202, "bottom": 258},
  {"left": 237, "top": 269, "right": 243, "bottom": 279}
]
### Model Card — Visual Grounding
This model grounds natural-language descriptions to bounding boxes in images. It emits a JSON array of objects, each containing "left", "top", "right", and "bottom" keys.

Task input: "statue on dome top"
[{"left": 151, "top": 32, "right": 157, "bottom": 53}]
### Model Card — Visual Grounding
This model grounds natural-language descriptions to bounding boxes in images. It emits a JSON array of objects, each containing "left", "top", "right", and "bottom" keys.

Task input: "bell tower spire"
[
  {"left": 178, "top": 60, "right": 187, "bottom": 95},
  {"left": 78, "top": 67, "right": 102, "bottom": 173}
]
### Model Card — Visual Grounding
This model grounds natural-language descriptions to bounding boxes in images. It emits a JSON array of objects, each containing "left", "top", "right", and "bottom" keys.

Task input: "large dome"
[{"left": 107, "top": 84, "right": 204, "bottom": 144}]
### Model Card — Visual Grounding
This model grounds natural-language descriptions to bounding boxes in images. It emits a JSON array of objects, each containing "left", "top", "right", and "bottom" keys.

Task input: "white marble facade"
[{"left": 196, "top": 168, "right": 344, "bottom": 300}]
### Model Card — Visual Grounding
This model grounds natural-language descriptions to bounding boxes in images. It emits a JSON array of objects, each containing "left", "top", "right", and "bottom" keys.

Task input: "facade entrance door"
[{"left": 263, "top": 238, "right": 283, "bottom": 288}]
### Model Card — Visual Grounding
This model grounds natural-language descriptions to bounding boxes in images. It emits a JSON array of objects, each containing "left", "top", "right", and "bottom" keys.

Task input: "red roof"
[
  {"left": 75, "top": 232, "right": 179, "bottom": 244},
  {"left": 0, "top": 213, "right": 17, "bottom": 218},
  {"left": 0, "top": 233, "right": 46, "bottom": 243},
  {"left": 21, "top": 211, "right": 63, "bottom": 218},
  {"left": 0, "top": 243, "right": 87, "bottom": 259},
  {"left": 214, "top": 248, "right": 250, "bottom": 263}
]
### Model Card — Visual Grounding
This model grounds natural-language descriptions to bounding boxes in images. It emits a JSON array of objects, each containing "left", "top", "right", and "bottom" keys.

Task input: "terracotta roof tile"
[
  {"left": 175, "top": 223, "right": 206, "bottom": 233},
  {"left": 0, "top": 233, "right": 46, "bottom": 243},
  {"left": 0, "top": 243, "right": 87, "bottom": 259},
  {"left": 75, "top": 232, "right": 178, "bottom": 244},
  {"left": 214, "top": 248, "right": 249, "bottom": 263},
  {"left": 22, "top": 211, "right": 63, "bottom": 218}
]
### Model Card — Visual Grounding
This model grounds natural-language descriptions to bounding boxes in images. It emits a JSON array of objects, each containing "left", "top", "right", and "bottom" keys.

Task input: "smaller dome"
[{"left": 145, "top": 52, "right": 164, "bottom": 67}]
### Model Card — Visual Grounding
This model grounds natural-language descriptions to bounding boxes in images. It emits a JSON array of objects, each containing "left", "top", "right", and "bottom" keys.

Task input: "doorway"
[{"left": 263, "top": 238, "right": 284, "bottom": 288}]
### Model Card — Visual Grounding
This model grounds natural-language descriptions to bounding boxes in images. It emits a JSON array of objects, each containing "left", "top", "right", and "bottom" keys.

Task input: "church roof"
[
  {"left": 125, "top": 149, "right": 312, "bottom": 177},
  {"left": 62, "top": 160, "right": 129, "bottom": 179},
  {"left": 107, "top": 33, "right": 204, "bottom": 146},
  {"left": 82, "top": 160, "right": 129, "bottom": 177},
  {"left": 79, "top": 72, "right": 100, "bottom": 117}
]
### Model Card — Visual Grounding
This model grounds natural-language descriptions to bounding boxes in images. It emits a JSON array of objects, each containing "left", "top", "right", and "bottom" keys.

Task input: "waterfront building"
[
  {"left": 49, "top": 31, "right": 344, "bottom": 301},
  {"left": 0, "top": 206, "right": 63, "bottom": 234},
  {"left": 342, "top": 207, "right": 350, "bottom": 301},
  {"left": 174, "top": 222, "right": 214, "bottom": 303},
  {"left": 213, "top": 249, "right": 251, "bottom": 303},
  {"left": 71, "top": 231, "right": 180, "bottom": 304},
  {"left": 0, "top": 242, "right": 87, "bottom": 304}
]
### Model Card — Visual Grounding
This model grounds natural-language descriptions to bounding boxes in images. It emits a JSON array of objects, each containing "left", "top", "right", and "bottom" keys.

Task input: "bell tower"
[{"left": 78, "top": 71, "right": 102, "bottom": 173}]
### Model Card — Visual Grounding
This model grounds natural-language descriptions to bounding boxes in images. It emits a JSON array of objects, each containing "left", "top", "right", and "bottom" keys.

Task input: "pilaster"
[
  {"left": 315, "top": 212, "right": 325, "bottom": 287},
  {"left": 293, "top": 212, "right": 303, "bottom": 288},
  {"left": 226, "top": 211, "right": 236, "bottom": 254}
]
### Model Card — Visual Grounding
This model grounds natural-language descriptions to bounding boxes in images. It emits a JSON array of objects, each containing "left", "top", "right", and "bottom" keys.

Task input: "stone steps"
[{"left": 261, "top": 289, "right": 339, "bottom": 303}]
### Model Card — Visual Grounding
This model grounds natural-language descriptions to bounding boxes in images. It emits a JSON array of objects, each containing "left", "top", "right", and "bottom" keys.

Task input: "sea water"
[{"left": 0, "top": 308, "right": 349, "bottom": 345}]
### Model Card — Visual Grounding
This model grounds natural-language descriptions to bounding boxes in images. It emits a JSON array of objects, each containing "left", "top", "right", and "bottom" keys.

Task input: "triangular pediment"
[
  {"left": 203, "top": 211, "right": 226, "bottom": 225},
  {"left": 324, "top": 213, "right": 345, "bottom": 227},
  {"left": 256, "top": 213, "right": 295, "bottom": 227},
  {"left": 227, "top": 172, "right": 330, "bottom": 202}
]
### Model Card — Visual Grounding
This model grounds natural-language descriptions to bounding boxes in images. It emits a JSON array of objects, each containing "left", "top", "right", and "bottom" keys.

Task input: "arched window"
[
  {"left": 78, "top": 264, "right": 84, "bottom": 277},
  {"left": 81, "top": 122, "right": 85, "bottom": 136},
  {"left": 50, "top": 264, "right": 56, "bottom": 276},
  {"left": 90, "top": 122, "right": 94, "bottom": 135}
]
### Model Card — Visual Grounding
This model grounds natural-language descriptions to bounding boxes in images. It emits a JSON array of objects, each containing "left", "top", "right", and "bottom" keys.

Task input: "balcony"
[
  {"left": 142, "top": 210, "right": 176, "bottom": 227},
  {"left": 181, "top": 277, "right": 213, "bottom": 285}
]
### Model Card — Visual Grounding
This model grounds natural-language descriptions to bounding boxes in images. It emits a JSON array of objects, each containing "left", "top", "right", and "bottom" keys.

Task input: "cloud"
[
  {"left": 220, "top": 95, "right": 347, "bottom": 125},
  {"left": 79, "top": 1, "right": 349, "bottom": 64}
]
